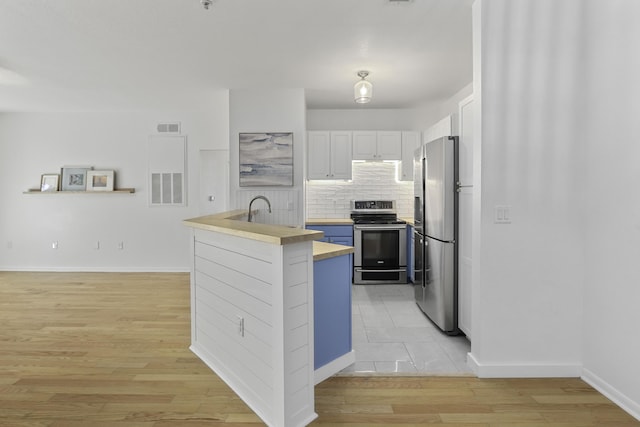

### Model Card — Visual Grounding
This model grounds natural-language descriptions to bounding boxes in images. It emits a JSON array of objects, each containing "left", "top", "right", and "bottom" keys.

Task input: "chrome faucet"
[{"left": 247, "top": 195, "right": 272, "bottom": 222}]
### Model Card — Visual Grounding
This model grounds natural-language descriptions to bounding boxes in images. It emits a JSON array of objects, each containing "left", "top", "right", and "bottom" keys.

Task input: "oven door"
[{"left": 353, "top": 224, "right": 407, "bottom": 284}]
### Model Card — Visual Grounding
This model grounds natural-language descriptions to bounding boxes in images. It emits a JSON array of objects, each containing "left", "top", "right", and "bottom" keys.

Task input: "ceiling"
[{"left": 0, "top": 0, "right": 473, "bottom": 112}]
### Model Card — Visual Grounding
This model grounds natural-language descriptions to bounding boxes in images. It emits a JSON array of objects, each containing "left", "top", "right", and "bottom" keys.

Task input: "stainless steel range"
[{"left": 351, "top": 200, "right": 407, "bottom": 285}]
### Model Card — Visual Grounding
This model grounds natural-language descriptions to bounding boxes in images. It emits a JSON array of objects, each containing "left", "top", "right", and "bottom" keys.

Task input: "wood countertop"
[
  {"left": 400, "top": 217, "right": 415, "bottom": 226},
  {"left": 306, "top": 218, "right": 353, "bottom": 225},
  {"left": 184, "top": 210, "right": 323, "bottom": 245},
  {"left": 313, "top": 241, "right": 354, "bottom": 261}
]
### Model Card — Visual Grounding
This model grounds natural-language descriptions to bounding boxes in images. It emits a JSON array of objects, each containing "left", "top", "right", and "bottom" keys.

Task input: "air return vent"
[
  {"left": 157, "top": 122, "right": 181, "bottom": 134},
  {"left": 148, "top": 135, "right": 186, "bottom": 207}
]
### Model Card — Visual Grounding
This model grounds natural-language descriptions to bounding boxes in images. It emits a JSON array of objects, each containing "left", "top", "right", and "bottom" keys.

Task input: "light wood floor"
[{"left": 0, "top": 272, "right": 637, "bottom": 426}]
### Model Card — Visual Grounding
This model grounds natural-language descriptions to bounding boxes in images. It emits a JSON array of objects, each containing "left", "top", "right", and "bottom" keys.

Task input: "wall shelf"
[{"left": 24, "top": 188, "right": 135, "bottom": 194}]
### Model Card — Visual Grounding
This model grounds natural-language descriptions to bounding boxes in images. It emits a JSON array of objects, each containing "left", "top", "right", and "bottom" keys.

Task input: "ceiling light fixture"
[
  {"left": 201, "top": 0, "right": 213, "bottom": 10},
  {"left": 354, "top": 71, "right": 372, "bottom": 104}
]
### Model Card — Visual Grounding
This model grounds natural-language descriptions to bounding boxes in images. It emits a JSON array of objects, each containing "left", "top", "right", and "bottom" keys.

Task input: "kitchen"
[
  {"left": 305, "top": 109, "right": 472, "bottom": 375},
  {"left": 1, "top": 1, "right": 640, "bottom": 425}
]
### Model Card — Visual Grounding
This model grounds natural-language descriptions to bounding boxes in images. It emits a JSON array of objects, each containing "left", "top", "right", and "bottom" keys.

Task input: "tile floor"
[{"left": 341, "top": 283, "right": 473, "bottom": 375}]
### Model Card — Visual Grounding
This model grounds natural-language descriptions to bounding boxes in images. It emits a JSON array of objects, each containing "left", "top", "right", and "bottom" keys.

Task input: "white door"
[
  {"left": 199, "top": 149, "right": 229, "bottom": 215},
  {"left": 457, "top": 95, "right": 474, "bottom": 339}
]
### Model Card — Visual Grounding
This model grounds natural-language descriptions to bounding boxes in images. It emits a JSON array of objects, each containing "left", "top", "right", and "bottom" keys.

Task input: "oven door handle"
[
  {"left": 353, "top": 225, "right": 406, "bottom": 231},
  {"left": 354, "top": 268, "right": 407, "bottom": 273}
]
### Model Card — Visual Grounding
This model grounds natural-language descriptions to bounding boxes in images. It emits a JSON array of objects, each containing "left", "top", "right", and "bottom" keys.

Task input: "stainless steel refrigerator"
[{"left": 413, "top": 136, "right": 459, "bottom": 334}]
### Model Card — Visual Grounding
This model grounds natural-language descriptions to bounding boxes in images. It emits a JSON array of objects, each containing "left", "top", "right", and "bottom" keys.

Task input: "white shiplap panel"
[
  {"left": 189, "top": 228, "right": 316, "bottom": 427},
  {"left": 288, "top": 282, "right": 308, "bottom": 309},
  {"left": 235, "top": 189, "right": 300, "bottom": 227},
  {"left": 288, "top": 345, "right": 309, "bottom": 374},
  {"left": 280, "top": 242, "right": 315, "bottom": 427},
  {"left": 194, "top": 228, "right": 275, "bottom": 263},
  {"left": 196, "top": 308, "right": 273, "bottom": 382},
  {"left": 195, "top": 269, "right": 272, "bottom": 327},
  {"left": 288, "top": 303, "right": 309, "bottom": 330},
  {"left": 195, "top": 281, "right": 273, "bottom": 349},
  {"left": 195, "top": 317, "right": 273, "bottom": 400},
  {"left": 195, "top": 252, "right": 273, "bottom": 306},
  {"left": 288, "top": 324, "right": 308, "bottom": 352},
  {"left": 195, "top": 241, "right": 276, "bottom": 285}
]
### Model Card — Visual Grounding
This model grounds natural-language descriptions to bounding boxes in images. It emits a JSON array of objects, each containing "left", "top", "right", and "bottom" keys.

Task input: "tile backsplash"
[{"left": 306, "top": 161, "right": 413, "bottom": 219}]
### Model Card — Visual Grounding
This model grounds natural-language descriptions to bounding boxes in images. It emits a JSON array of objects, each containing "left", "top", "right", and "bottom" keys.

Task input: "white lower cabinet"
[{"left": 307, "top": 131, "right": 352, "bottom": 180}]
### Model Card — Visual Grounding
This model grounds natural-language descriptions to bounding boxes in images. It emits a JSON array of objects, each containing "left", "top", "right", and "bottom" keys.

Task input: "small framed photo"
[
  {"left": 40, "top": 174, "right": 60, "bottom": 192},
  {"left": 61, "top": 166, "right": 92, "bottom": 191},
  {"left": 86, "top": 170, "right": 114, "bottom": 191}
]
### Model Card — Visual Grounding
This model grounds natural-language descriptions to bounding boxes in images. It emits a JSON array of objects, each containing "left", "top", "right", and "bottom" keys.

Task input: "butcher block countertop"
[
  {"left": 306, "top": 218, "right": 354, "bottom": 225},
  {"left": 312, "top": 241, "right": 354, "bottom": 261},
  {"left": 400, "top": 217, "right": 415, "bottom": 226},
  {"left": 184, "top": 210, "right": 322, "bottom": 245}
]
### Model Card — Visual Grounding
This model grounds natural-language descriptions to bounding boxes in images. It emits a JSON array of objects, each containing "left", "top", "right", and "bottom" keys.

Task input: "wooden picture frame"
[
  {"left": 40, "top": 174, "right": 60, "bottom": 192},
  {"left": 86, "top": 170, "right": 114, "bottom": 192}
]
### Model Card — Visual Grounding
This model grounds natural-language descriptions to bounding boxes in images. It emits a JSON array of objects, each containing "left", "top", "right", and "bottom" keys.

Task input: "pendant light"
[{"left": 354, "top": 71, "right": 372, "bottom": 104}]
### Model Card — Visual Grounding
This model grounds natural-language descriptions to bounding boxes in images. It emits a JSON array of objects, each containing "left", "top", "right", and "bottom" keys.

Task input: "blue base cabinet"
[
  {"left": 305, "top": 224, "right": 353, "bottom": 246},
  {"left": 307, "top": 224, "right": 354, "bottom": 283},
  {"left": 313, "top": 254, "right": 352, "bottom": 370}
]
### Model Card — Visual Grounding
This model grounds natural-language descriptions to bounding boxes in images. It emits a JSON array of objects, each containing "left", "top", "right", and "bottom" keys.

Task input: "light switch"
[{"left": 494, "top": 205, "right": 512, "bottom": 224}]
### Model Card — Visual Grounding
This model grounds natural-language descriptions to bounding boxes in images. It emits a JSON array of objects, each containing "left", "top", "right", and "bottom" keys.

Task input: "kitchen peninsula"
[{"left": 183, "top": 211, "right": 353, "bottom": 427}]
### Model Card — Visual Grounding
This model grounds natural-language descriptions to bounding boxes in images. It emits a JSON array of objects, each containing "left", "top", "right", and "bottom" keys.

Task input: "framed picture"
[
  {"left": 61, "top": 166, "right": 92, "bottom": 191},
  {"left": 86, "top": 170, "right": 114, "bottom": 191},
  {"left": 239, "top": 132, "right": 293, "bottom": 187},
  {"left": 40, "top": 174, "right": 60, "bottom": 192}
]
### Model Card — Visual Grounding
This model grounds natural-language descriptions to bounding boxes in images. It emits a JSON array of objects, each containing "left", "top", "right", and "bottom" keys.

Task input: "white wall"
[
  {"left": 0, "top": 93, "right": 230, "bottom": 271},
  {"left": 473, "top": 0, "right": 640, "bottom": 418},
  {"left": 306, "top": 108, "right": 417, "bottom": 131},
  {"left": 581, "top": 0, "right": 640, "bottom": 417},
  {"left": 471, "top": 0, "right": 586, "bottom": 376},
  {"left": 229, "top": 89, "right": 306, "bottom": 227},
  {"left": 412, "top": 82, "right": 474, "bottom": 133}
]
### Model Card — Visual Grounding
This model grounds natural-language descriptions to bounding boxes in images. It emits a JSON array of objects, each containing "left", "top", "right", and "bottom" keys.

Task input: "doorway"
[{"left": 198, "top": 149, "right": 229, "bottom": 215}]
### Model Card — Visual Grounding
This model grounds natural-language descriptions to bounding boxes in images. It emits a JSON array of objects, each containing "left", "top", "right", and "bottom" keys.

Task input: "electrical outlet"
[
  {"left": 94, "top": 241, "right": 100, "bottom": 250},
  {"left": 52, "top": 241, "right": 59, "bottom": 249},
  {"left": 118, "top": 241, "right": 124, "bottom": 250}
]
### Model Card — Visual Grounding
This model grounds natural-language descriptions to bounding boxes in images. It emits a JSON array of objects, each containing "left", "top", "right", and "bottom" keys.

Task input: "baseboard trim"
[
  {"left": 582, "top": 368, "right": 640, "bottom": 422},
  {"left": 0, "top": 267, "right": 190, "bottom": 273},
  {"left": 314, "top": 350, "right": 356, "bottom": 385},
  {"left": 467, "top": 352, "right": 582, "bottom": 378}
]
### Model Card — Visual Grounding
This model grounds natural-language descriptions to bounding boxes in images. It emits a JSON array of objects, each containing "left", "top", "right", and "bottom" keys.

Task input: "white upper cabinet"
[
  {"left": 376, "top": 131, "right": 402, "bottom": 159},
  {"left": 307, "top": 131, "right": 352, "bottom": 180},
  {"left": 329, "top": 131, "right": 353, "bottom": 179},
  {"left": 351, "top": 131, "right": 377, "bottom": 160},
  {"left": 397, "top": 131, "right": 420, "bottom": 181},
  {"left": 352, "top": 131, "right": 402, "bottom": 160}
]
